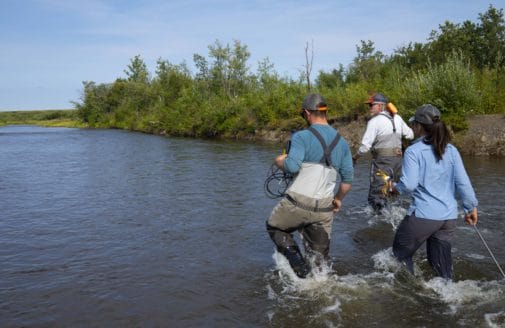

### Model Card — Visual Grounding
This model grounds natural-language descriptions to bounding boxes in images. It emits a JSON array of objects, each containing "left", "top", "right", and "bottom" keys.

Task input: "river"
[{"left": 1, "top": 125, "right": 504, "bottom": 327}]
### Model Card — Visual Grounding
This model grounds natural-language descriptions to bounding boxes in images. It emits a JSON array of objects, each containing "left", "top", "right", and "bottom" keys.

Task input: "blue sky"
[{"left": 0, "top": 0, "right": 502, "bottom": 110}]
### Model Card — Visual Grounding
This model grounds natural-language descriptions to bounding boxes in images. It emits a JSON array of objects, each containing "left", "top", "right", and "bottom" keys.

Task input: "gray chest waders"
[{"left": 266, "top": 127, "right": 341, "bottom": 277}]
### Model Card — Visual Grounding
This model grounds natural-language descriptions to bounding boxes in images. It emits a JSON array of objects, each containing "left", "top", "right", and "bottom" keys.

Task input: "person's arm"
[
  {"left": 334, "top": 142, "right": 354, "bottom": 212},
  {"left": 280, "top": 132, "right": 305, "bottom": 174},
  {"left": 399, "top": 116, "right": 414, "bottom": 140},
  {"left": 353, "top": 121, "right": 376, "bottom": 162},
  {"left": 451, "top": 147, "right": 479, "bottom": 218},
  {"left": 394, "top": 148, "right": 419, "bottom": 194},
  {"left": 333, "top": 183, "right": 352, "bottom": 213}
]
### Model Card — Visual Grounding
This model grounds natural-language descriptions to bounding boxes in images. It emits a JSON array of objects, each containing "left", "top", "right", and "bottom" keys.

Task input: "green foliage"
[
  {"left": 0, "top": 109, "right": 79, "bottom": 126},
  {"left": 346, "top": 40, "right": 385, "bottom": 84},
  {"left": 72, "top": 5, "right": 505, "bottom": 138},
  {"left": 476, "top": 66, "right": 505, "bottom": 114},
  {"left": 399, "top": 52, "right": 480, "bottom": 121},
  {"left": 398, "top": 5, "right": 505, "bottom": 70},
  {"left": 125, "top": 55, "right": 150, "bottom": 83}
]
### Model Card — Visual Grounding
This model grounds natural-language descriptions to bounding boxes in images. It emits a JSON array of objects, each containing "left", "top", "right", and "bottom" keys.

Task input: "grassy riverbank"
[
  {"left": 0, "top": 109, "right": 85, "bottom": 128},
  {"left": 3, "top": 109, "right": 505, "bottom": 157}
]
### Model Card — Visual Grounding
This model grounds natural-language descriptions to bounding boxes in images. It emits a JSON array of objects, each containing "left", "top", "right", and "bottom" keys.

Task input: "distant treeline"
[
  {"left": 75, "top": 5, "right": 505, "bottom": 137},
  {"left": 0, "top": 109, "right": 80, "bottom": 127}
]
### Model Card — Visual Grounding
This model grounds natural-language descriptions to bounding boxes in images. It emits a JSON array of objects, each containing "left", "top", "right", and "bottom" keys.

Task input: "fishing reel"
[{"left": 264, "top": 137, "right": 294, "bottom": 199}]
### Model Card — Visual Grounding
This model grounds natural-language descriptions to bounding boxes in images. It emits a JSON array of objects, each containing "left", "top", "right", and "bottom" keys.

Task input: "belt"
[
  {"left": 285, "top": 195, "right": 334, "bottom": 212},
  {"left": 372, "top": 147, "right": 402, "bottom": 157}
]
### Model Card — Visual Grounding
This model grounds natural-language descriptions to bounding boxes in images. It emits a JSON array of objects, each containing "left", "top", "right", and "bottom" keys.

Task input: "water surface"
[{"left": 1, "top": 125, "right": 504, "bottom": 327}]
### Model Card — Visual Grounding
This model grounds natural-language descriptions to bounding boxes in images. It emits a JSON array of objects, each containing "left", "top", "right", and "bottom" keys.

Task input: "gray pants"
[
  {"left": 368, "top": 155, "right": 402, "bottom": 211},
  {"left": 266, "top": 198, "right": 334, "bottom": 259},
  {"left": 393, "top": 213, "right": 456, "bottom": 279}
]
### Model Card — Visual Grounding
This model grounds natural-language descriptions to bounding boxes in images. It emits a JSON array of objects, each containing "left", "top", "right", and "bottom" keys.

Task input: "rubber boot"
[{"left": 281, "top": 245, "right": 310, "bottom": 278}]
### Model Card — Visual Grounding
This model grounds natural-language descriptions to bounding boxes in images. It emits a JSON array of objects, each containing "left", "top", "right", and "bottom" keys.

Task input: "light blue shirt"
[
  {"left": 284, "top": 124, "right": 354, "bottom": 184},
  {"left": 395, "top": 138, "right": 478, "bottom": 220}
]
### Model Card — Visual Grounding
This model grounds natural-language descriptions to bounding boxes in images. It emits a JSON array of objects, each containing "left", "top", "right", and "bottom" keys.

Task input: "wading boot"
[{"left": 282, "top": 246, "right": 310, "bottom": 278}]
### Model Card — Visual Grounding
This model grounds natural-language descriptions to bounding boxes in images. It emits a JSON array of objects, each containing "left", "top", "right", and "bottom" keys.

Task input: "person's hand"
[
  {"left": 388, "top": 180, "right": 399, "bottom": 196},
  {"left": 274, "top": 153, "right": 287, "bottom": 169},
  {"left": 464, "top": 207, "right": 478, "bottom": 225},
  {"left": 332, "top": 198, "right": 342, "bottom": 213}
]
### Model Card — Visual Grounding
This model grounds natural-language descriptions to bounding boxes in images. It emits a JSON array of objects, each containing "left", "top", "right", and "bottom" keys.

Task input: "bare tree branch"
[{"left": 304, "top": 40, "right": 314, "bottom": 91}]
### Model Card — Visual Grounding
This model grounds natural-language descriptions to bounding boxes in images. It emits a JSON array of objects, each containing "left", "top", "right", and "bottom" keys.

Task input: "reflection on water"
[{"left": 1, "top": 125, "right": 504, "bottom": 327}]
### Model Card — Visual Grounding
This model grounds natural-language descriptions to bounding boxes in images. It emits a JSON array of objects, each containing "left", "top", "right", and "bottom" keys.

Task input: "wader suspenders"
[
  {"left": 307, "top": 126, "right": 341, "bottom": 166},
  {"left": 284, "top": 127, "right": 341, "bottom": 212},
  {"left": 380, "top": 113, "right": 396, "bottom": 133}
]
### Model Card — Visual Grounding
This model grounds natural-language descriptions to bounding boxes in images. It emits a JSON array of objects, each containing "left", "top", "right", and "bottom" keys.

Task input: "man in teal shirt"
[{"left": 266, "top": 93, "right": 353, "bottom": 278}]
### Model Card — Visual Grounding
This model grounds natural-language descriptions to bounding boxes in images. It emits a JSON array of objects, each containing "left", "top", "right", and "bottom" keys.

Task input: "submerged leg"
[
  {"left": 392, "top": 215, "right": 425, "bottom": 274},
  {"left": 280, "top": 244, "right": 311, "bottom": 278},
  {"left": 266, "top": 222, "right": 310, "bottom": 278},
  {"left": 426, "top": 220, "right": 455, "bottom": 279},
  {"left": 301, "top": 216, "right": 332, "bottom": 267},
  {"left": 426, "top": 238, "right": 453, "bottom": 279}
]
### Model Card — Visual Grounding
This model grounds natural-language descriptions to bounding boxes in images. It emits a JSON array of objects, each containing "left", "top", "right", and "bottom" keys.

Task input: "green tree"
[
  {"left": 153, "top": 59, "right": 192, "bottom": 106},
  {"left": 475, "top": 5, "right": 505, "bottom": 68},
  {"left": 346, "top": 40, "right": 385, "bottom": 84},
  {"left": 391, "top": 42, "right": 429, "bottom": 71},
  {"left": 125, "top": 55, "right": 150, "bottom": 84},
  {"left": 427, "top": 20, "right": 477, "bottom": 66},
  {"left": 207, "top": 39, "right": 251, "bottom": 98},
  {"left": 74, "top": 81, "right": 111, "bottom": 126},
  {"left": 316, "top": 64, "right": 345, "bottom": 89},
  {"left": 399, "top": 52, "right": 479, "bottom": 130}
]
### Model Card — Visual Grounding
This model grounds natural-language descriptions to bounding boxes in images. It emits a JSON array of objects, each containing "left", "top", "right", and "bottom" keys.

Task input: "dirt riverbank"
[{"left": 255, "top": 114, "right": 505, "bottom": 157}]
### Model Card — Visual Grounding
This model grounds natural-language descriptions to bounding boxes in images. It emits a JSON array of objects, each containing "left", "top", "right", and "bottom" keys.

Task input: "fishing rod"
[{"left": 473, "top": 224, "right": 505, "bottom": 279}]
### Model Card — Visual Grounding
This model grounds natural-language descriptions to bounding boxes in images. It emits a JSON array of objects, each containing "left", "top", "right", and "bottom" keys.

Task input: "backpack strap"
[
  {"left": 308, "top": 126, "right": 341, "bottom": 166},
  {"left": 379, "top": 112, "right": 396, "bottom": 133}
]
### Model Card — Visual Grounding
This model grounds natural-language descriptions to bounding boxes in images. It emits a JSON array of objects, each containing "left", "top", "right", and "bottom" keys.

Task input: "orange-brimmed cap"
[
  {"left": 364, "top": 92, "right": 388, "bottom": 104},
  {"left": 301, "top": 93, "right": 328, "bottom": 111}
]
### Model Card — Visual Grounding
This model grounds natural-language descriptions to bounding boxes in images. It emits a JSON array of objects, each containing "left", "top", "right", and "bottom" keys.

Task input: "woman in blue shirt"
[{"left": 392, "top": 104, "right": 478, "bottom": 279}]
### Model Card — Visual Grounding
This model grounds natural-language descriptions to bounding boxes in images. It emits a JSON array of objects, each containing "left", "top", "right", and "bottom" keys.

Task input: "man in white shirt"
[{"left": 353, "top": 92, "right": 414, "bottom": 213}]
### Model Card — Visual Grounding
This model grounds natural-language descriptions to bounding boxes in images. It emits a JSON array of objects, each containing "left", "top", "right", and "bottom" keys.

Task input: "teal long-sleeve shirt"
[
  {"left": 395, "top": 138, "right": 478, "bottom": 220},
  {"left": 283, "top": 124, "right": 354, "bottom": 184}
]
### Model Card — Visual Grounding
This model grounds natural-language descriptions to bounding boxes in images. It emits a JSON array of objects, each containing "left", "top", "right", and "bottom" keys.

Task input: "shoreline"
[
  {"left": 239, "top": 114, "right": 505, "bottom": 157},
  {"left": 2, "top": 114, "right": 505, "bottom": 157}
]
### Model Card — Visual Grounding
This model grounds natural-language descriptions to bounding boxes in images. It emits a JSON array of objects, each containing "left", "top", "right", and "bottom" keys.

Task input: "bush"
[{"left": 398, "top": 52, "right": 480, "bottom": 122}]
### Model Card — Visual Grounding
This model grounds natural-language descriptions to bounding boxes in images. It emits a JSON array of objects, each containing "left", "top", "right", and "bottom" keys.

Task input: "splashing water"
[
  {"left": 485, "top": 311, "right": 505, "bottom": 328},
  {"left": 423, "top": 278, "right": 504, "bottom": 314},
  {"left": 366, "top": 204, "right": 406, "bottom": 231},
  {"left": 371, "top": 248, "right": 402, "bottom": 273},
  {"left": 267, "top": 246, "right": 505, "bottom": 326}
]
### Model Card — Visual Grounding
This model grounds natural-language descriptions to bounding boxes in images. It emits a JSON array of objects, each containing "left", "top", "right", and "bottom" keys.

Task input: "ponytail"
[{"left": 422, "top": 117, "right": 450, "bottom": 161}]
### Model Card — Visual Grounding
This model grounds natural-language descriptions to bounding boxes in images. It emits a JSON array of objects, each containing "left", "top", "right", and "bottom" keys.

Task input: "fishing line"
[
  {"left": 264, "top": 136, "right": 295, "bottom": 199},
  {"left": 473, "top": 224, "right": 505, "bottom": 279},
  {"left": 264, "top": 164, "right": 293, "bottom": 199}
]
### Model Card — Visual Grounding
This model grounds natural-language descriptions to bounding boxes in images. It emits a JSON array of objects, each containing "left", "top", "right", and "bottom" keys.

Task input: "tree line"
[{"left": 74, "top": 5, "right": 505, "bottom": 137}]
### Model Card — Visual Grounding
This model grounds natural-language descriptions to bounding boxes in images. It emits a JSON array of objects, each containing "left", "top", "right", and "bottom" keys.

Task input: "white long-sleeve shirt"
[{"left": 358, "top": 112, "right": 414, "bottom": 155}]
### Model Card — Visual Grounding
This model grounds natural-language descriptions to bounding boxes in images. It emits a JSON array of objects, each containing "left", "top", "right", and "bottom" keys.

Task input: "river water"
[{"left": 1, "top": 125, "right": 504, "bottom": 327}]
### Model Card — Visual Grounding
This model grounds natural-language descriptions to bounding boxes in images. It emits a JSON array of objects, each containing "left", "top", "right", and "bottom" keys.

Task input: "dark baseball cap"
[
  {"left": 409, "top": 104, "right": 441, "bottom": 125},
  {"left": 365, "top": 92, "right": 388, "bottom": 104},
  {"left": 302, "top": 93, "right": 328, "bottom": 111}
]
